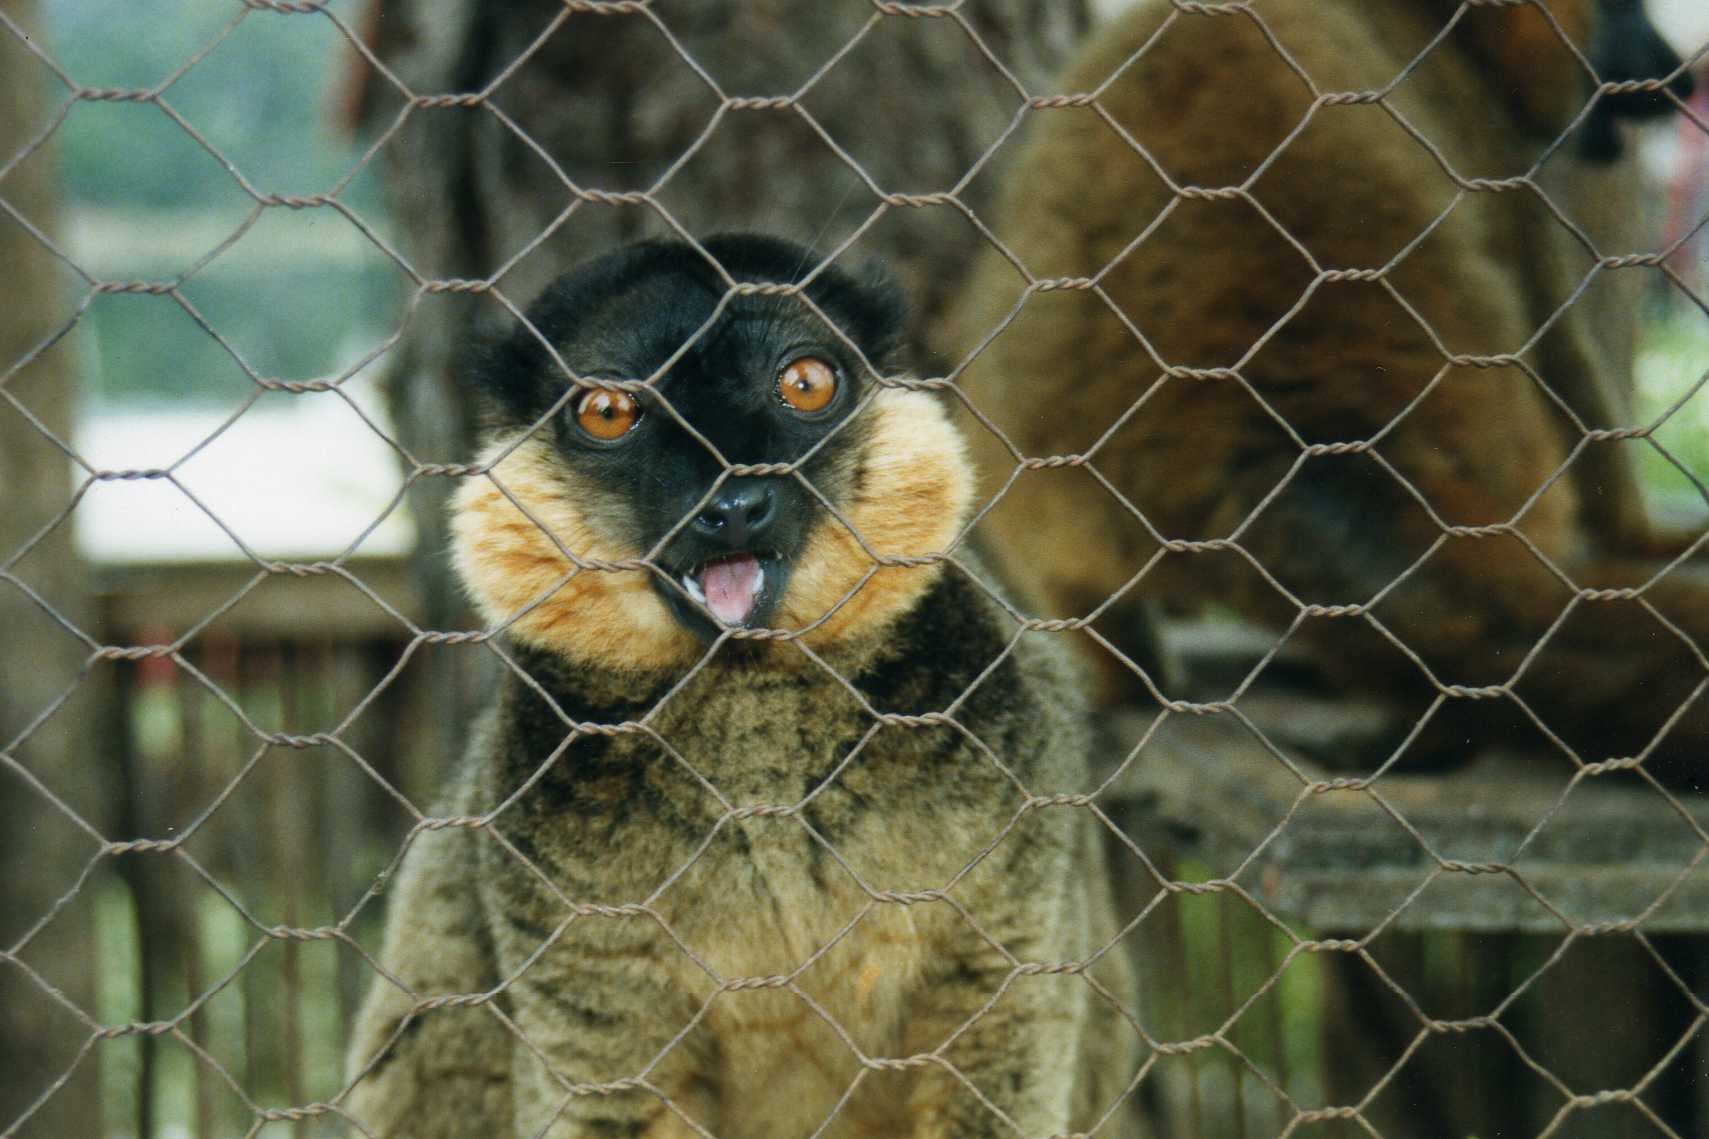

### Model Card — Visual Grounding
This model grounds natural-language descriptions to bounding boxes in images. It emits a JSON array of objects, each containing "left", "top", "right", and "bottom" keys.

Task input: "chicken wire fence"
[{"left": 3, "top": 0, "right": 1709, "bottom": 1137}]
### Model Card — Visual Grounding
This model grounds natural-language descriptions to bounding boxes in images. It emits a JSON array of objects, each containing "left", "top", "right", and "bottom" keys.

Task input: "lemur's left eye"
[
  {"left": 777, "top": 357, "right": 837, "bottom": 414},
  {"left": 575, "top": 387, "right": 641, "bottom": 441}
]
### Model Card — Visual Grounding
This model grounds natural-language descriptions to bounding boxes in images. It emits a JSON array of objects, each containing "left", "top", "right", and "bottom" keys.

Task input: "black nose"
[{"left": 691, "top": 479, "right": 777, "bottom": 548}]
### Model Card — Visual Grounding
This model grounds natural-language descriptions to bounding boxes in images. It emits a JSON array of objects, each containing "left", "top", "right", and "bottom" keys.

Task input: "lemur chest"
[
  {"left": 660, "top": 817, "right": 942, "bottom": 1116},
  {"left": 631, "top": 676, "right": 957, "bottom": 1037},
  {"left": 522, "top": 664, "right": 988, "bottom": 1054},
  {"left": 642, "top": 684, "right": 894, "bottom": 962}
]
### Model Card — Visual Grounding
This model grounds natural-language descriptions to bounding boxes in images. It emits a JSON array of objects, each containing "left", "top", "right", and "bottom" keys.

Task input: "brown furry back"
[{"left": 946, "top": 0, "right": 1709, "bottom": 778}]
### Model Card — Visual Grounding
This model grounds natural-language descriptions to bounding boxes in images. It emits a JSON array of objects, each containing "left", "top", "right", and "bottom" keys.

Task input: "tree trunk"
[
  {"left": 0, "top": 2, "right": 102, "bottom": 1134},
  {"left": 363, "top": 0, "right": 1094, "bottom": 768}
]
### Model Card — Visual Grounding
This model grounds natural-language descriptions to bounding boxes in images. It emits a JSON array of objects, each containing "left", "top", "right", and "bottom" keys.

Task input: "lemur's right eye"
[
  {"left": 777, "top": 357, "right": 837, "bottom": 414},
  {"left": 574, "top": 387, "right": 641, "bottom": 441}
]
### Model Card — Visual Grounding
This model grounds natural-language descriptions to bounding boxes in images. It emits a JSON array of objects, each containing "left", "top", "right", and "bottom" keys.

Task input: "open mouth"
[{"left": 680, "top": 551, "right": 770, "bottom": 627}]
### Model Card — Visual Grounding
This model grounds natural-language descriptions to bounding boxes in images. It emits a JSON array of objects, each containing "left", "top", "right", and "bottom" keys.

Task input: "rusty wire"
[{"left": 3, "top": 0, "right": 1709, "bottom": 1136}]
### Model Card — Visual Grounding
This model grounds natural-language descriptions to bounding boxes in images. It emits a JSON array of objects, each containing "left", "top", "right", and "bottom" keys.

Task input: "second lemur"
[
  {"left": 944, "top": 0, "right": 1705, "bottom": 778},
  {"left": 344, "top": 235, "right": 1141, "bottom": 1138}
]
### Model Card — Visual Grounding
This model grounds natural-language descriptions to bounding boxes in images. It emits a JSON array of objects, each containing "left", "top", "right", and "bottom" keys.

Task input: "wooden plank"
[
  {"left": 97, "top": 558, "right": 423, "bottom": 640},
  {"left": 1102, "top": 711, "right": 1709, "bottom": 934}
]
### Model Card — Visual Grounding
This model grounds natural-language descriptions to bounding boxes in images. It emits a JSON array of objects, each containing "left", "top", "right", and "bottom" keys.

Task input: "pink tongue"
[{"left": 701, "top": 554, "right": 762, "bottom": 625}]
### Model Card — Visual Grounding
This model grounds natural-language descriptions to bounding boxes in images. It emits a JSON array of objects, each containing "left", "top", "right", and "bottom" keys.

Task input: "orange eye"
[
  {"left": 778, "top": 357, "right": 837, "bottom": 414},
  {"left": 574, "top": 387, "right": 641, "bottom": 441}
]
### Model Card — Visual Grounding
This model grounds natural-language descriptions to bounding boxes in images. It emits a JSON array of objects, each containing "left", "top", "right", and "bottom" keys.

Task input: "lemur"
[
  {"left": 344, "top": 236, "right": 1142, "bottom": 1138},
  {"left": 944, "top": 0, "right": 1705, "bottom": 781}
]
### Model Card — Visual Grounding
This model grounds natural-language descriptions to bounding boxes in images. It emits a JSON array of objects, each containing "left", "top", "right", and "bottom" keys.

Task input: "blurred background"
[
  {"left": 3, "top": 0, "right": 1708, "bottom": 1136},
  {"left": 5, "top": 6, "right": 419, "bottom": 1136}
]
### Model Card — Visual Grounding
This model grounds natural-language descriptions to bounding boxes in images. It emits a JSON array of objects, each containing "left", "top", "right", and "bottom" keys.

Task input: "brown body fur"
[
  {"left": 946, "top": 0, "right": 1709, "bottom": 775},
  {"left": 345, "top": 387, "right": 1143, "bottom": 1135}
]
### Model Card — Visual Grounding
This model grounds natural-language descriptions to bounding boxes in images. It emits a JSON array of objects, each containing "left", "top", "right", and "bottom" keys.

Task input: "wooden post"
[{"left": 0, "top": 3, "right": 102, "bottom": 1134}]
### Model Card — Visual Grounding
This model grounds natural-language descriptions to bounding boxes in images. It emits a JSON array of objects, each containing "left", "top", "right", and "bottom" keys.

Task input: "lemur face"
[
  {"left": 451, "top": 236, "right": 973, "bottom": 672},
  {"left": 542, "top": 253, "right": 884, "bottom": 639}
]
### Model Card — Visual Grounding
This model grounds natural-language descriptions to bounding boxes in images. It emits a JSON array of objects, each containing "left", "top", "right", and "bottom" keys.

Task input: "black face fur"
[{"left": 470, "top": 234, "right": 907, "bottom": 641}]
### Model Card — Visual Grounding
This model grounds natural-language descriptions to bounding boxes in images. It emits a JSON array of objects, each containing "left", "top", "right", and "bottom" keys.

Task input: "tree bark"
[{"left": 0, "top": 2, "right": 102, "bottom": 1134}]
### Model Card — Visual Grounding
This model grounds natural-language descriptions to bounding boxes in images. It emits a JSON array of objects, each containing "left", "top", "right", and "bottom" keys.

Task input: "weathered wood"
[
  {"left": 1106, "top": 691, "right": 1709, "bottom": 1136},
  {"left": 1103, "top": 710, "right": 1709, "bottom": 934},
  {"left": 96, "top": 557, "right": 421, "bottom": 641}
]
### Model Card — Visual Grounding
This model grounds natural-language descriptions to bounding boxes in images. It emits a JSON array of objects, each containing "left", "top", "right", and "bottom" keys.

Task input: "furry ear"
[
  {"left": 856, "top": 259, "right": 909, "bottom": 365},
  {"left": 462, "top": 316, "right": 554, "bottom": 430},
  {"left": 813, "top": 257, "right": 910, "bottom": 372},
  {"left": 700, "top": 232, "right": 910, "bottom": 370}
]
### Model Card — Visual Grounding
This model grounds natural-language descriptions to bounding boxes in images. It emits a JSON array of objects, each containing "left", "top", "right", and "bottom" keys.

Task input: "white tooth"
[{"left": 683, "top": 574, "right": 706, "bottom": 605}]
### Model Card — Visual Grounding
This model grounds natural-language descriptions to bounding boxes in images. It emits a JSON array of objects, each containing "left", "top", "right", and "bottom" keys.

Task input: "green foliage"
[
  {"left": 46, "top": 0, "right": 382, "bottom": 210},
  {"left": 1636, "top": 299, "right": 1709, "bottom": 497},
  {"left": 82, "top": 261, "right": 400, "bottom": 403},
  {"left": 42, "top": 0, "right": 400, "bottom": 404}
]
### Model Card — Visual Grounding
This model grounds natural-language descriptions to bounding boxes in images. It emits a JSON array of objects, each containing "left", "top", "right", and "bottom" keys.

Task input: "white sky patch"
[{"left": 73, "top": 383, "right": 416, "bottom": 565}]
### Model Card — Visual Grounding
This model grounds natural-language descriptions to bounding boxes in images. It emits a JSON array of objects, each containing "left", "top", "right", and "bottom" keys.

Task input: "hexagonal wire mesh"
[{"left": 3, "top": 0, "right": 1709, "bottom": 1136}]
